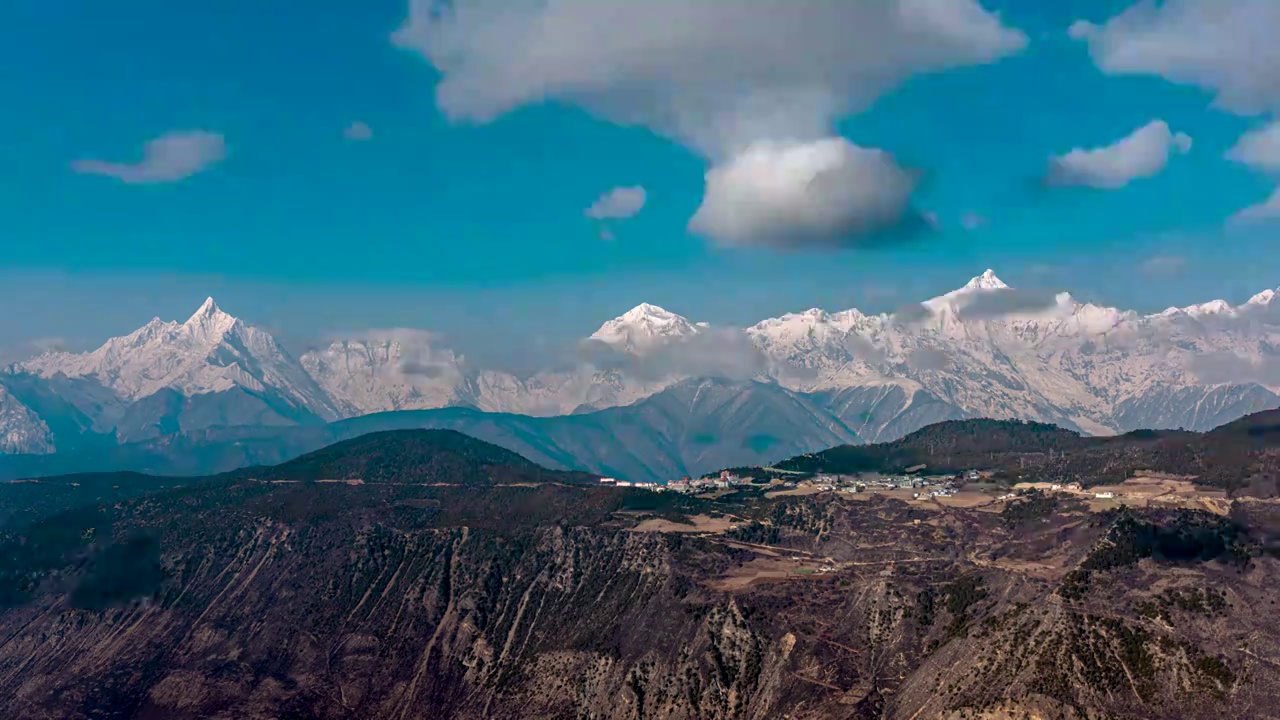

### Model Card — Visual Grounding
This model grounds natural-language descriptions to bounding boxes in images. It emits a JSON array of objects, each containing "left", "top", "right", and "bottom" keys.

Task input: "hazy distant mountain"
[
  {"left": 3, "top": 271, "right": 1279, "bottom": 458},
  {"left": 0, "top": 378, "right": 856, "bottom": 484}
]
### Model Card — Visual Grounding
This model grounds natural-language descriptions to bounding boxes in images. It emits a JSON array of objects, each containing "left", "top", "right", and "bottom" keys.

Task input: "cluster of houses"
[
  {"left": 598, "top": 467, "right": 979, "bottom": 498},
  {"left": 793, "top": 472, "right": 962, "bottom": 498},
  {"left": 598, "top": 470, "right": 752, "bottom": 494},
  {"left": 596, "top": 477, "right": 661, "bottom": 490}
]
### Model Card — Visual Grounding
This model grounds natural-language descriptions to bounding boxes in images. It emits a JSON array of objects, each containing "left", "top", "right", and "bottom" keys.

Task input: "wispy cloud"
[
  {"left": 72, "top": 131, "right": 226, "bottom": 184},
  {"left": 1140, "top": 255, "right": 1186, "bottom": 276},
  {"left": 1046, "top": 120, "right": 1191, "bottom": 190},
  {"left": 344, "top": 121, "right": 374, "bottom": 141},
  {"left": 1187, "top": 351, "right": 1280, "bottom": 387},
  {"left": 1227, "top": 121, "right": 1280, "bottom": 173},
  {"left": 577, "top": 327, "right": 769, "bottom": 383},
  {"left": 0, "top": 336, "right": 69, "bottom": 367},
  {"left": 1231, "top": 188, "right": 1280, "bottom": 224},
  {"left": 954, "top": 287, "right": 1062, "bottom": 321},
  {"left": 584, "top": 185, "right": 647, "bottom": 220},
  {"left": 960, "top": 211, "right": 987, "bottom": 231}
]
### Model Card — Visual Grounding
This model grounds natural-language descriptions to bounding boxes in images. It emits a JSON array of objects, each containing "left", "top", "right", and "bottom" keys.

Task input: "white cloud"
[
  {"left": 0, "top": 336, "right": 69, "bottom": 367},
  {"left": 906, "top": 348, "right": 951, "bottom": 372},
  {"left": 1188, "top": 351, "right": 1280, "bottom": 387},
  {"left": 1046, "top": 120, "right": 1191, "bottom": 189},
  {"left": 1140, "top": 255, "right": 1186, "bottom": 276},
  {"left": 688, "top": 138, "right": 925, "bottom": 248},
  {"left": 1071, "top": 3, "right": 1280, "bottom": 224},
  {"left": 577, "top": 327, "right": 770, "bottom": 382},
  {"left": 394, "top": 0, "right": 1026, "bottom": 246},
  {"left": 585, "top": 185, "right": 647, "bottom": 220},
  {"left": 396, "top": 0, "right": 1026, "bottom": 156},
  {"left": 1231, "top": 188, "right": 1280, "bottom": 224},
  {"left": 1227, "top": 121, "right": 1280, "bottom": 173},
  {"left": 344, "top": 121, "right": 374, "bottom": 141},
  {"left": 953, "top": 287, "right": 1062, "bottom": 321},
  {"left": 1070, "top": 1, "right": 1280, "bottom": 115},
  {"left": 72, "top": 131, "right": 226, "bottom": 184}
]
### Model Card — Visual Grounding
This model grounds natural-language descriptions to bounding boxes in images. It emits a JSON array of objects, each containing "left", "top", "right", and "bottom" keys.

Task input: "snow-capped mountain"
[
  {"left": 743, "top": 270, "right": 1280, "bottom": 438},
  {"left": 0, "top": 384, "right": 52, "bottom": 454},
  {"left": 3, "top": 298, "right": 338, "bottom": 450},
  {"left": 22, "top": 298, "right": 334, "bottom": 413},
  {"left": 3, "top": 272, "right": 1279, "bottom": 457},
  {"left": 299, "top": 330, "right": 470, "bottom": 417},
  {"left": 589, "top": 302, "right": 703, "bottom": 351}
]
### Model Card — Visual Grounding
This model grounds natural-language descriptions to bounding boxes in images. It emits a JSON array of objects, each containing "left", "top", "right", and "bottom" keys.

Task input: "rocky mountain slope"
[
  {"left": 3, "top": 271, "right": 1278, "bottom": 458},
  {"left": 2, "top": 430, "right": 1278, "bottom": 718}
]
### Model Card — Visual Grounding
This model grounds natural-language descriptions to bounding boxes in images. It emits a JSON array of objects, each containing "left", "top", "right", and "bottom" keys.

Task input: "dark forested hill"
[
  {"left": 252, "top": 428, "right": 592, "bottom": 486},
  {"left": 777, "top": 410, "right": 1280, "bottom": 496}
]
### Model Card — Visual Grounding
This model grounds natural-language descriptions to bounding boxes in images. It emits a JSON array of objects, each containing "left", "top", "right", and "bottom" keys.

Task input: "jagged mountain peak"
[
  {"left": 14, "top": 298, "right": 337, "bottom": 421},
  {"left": 182, "top": 297, "right": 239, "bottom": 340},
  {"left": 618, "top": 302, "right": 683, "bottom": 322},
  {"left": 1247, "top": 288, "right": 1278, "bottom": 306},
  {"left": 189, "top": 296, "right": 222, "bottom": 320},
  {"left": 1183, "top": 299, "right": 1234, "bottom": 317},
  {"left": 963, "top": 269, "right": 1009, "bottom": 291},
  {"left": 925, "top": 269, "right": 1013, "bottom": 309}
]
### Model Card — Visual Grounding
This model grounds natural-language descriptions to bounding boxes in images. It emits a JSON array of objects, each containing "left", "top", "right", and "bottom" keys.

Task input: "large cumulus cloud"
[
  {"left": 394, "top": 0, "right": 1026, "bottom": 247},
  {"left": 688, "top": 139, "right": 927, "bottom": 248},
  {"left": 1070, "top": 1, "right": 1280, "bottom": 116}
]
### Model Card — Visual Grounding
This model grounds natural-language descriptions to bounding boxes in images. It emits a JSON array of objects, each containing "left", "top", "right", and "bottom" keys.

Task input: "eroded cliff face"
[{"left": 1, "top": 481, "right": 1277, "bottom": 719}]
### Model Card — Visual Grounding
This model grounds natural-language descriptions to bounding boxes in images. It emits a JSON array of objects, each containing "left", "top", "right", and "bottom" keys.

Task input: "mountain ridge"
[
  {"left": 0, "top": 378, "right": 858, "bottom": 484},
  {"left": 3, "top": 270, "right": 1278, "bottom": 460}
]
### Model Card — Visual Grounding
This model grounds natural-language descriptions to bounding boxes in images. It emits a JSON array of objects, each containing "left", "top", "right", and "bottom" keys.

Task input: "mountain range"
[{"left": 3, "top": 270, "right": 1278, "bottom": 474}]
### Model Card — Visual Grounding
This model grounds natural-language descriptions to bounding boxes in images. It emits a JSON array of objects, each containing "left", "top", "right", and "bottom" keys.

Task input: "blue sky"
[{"left": 1, "top": 0, "right": 1278, "bottom": 361}]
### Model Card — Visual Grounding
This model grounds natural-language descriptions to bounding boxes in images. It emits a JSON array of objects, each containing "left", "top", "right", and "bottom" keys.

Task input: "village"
[
  {"left": 597, "top": 466, "right": 1234, "bottom": 517},
  {"left": 597, "top": 467, "right": 969, "bottom": 499}
]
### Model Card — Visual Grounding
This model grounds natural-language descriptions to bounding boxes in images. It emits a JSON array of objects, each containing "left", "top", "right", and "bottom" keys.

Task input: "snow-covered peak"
[
  {"left": 182, "top": 297, "right": 238, "bottom": 341},
  {"left": 925, "top": 269, "right": 1014, "bottom": 311},
  {"left": 1182, "top": 299, "right": 1233, "bottom": 318},
  {"left": 590, "top": 303, "right": 700, "bottom": 351},
  {"left": 963, "top": 269, "right": 1009, "bottom": 292},
  {"left": 300, "top": 329, "right": 467, "bottom": 417},
  {"left": 18, "top": 298, "right": 336, "bottom": 419},
  {"left": 187, "top": 296, "right": 226, "bottom": 323},
  {"left": 748, "top": 309, "right": 830, "bottom": 337},
  {"left": 617, "top": 303, "right": 682, "bottom": 324},
  {"left": 1247, "top": 288, "right": 1278, "bottom": 307}
]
